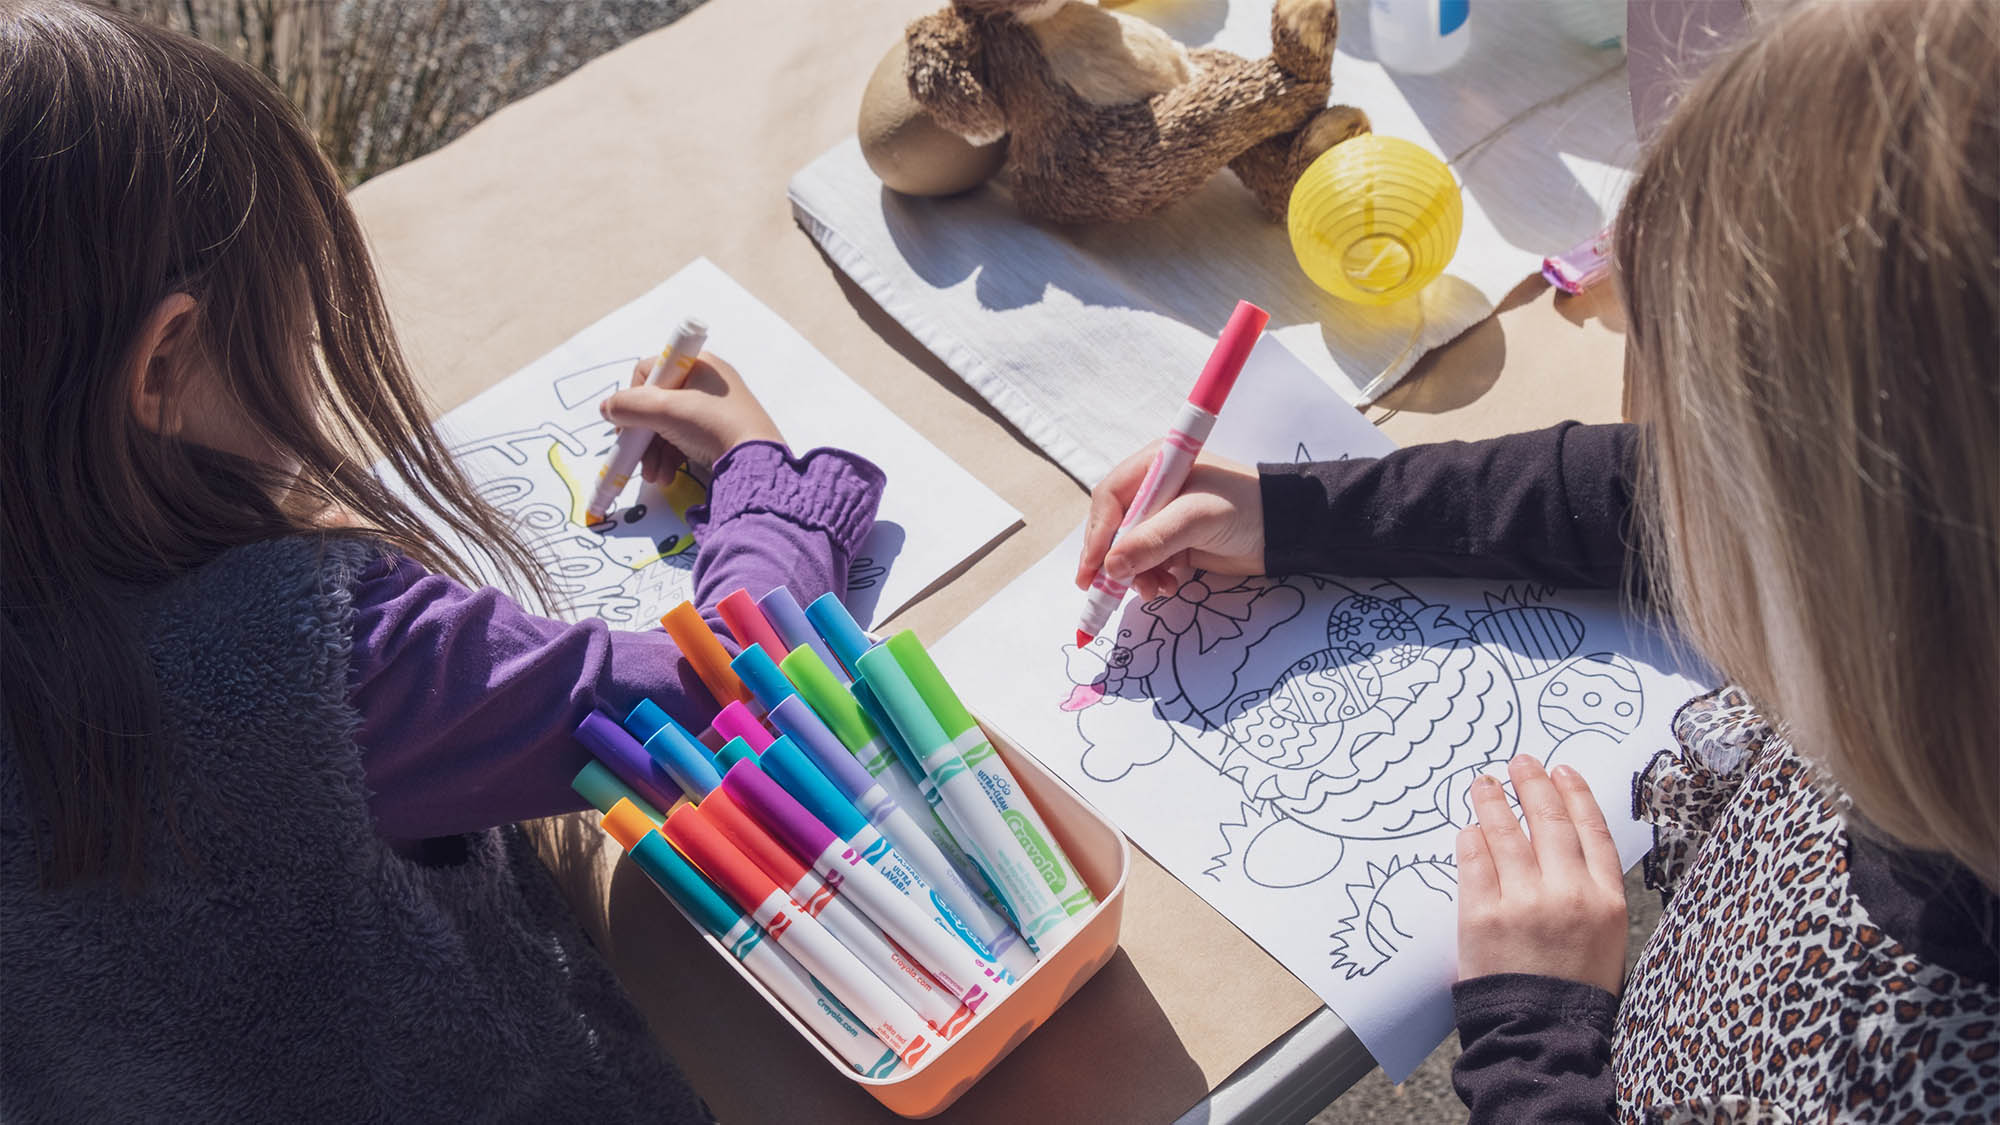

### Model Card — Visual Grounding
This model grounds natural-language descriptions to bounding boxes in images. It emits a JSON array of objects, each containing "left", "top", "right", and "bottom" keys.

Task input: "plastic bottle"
[{"left": 1370, "top": 0, "right": 1472, "bottom": 75}]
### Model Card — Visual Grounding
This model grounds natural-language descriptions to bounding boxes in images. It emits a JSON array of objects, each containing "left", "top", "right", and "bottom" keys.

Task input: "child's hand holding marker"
[
  {"left": 1075, "top": 449, "right": 1264, "bottom": 603},
  {"left": 599, "top": 348, "right": 783, "bottom": 477}
]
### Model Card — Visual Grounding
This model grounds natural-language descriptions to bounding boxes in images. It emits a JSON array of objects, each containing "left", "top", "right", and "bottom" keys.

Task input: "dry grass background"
[{"left": 109, "top": 0, "right": 697, "bottom": 185}]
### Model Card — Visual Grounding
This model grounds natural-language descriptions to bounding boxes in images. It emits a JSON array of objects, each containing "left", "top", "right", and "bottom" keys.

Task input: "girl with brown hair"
[
  {"left": 1080, "top": 0, "right": 1997, "bottom": 1117},
  {"left": 1, "top": 1, "right": 883, "bottom": 1117}
]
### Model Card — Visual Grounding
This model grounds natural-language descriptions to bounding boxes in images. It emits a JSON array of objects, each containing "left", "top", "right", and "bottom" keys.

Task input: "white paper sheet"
[
  {"left": 789, "top": 0, "right": 1641, "bottom": 483},
  {"left": 399, "top": 258, "right": 1020, "bottom": 627},
  {"left": 932, "top": 340, "right": 1704, "bottom": 1080}
]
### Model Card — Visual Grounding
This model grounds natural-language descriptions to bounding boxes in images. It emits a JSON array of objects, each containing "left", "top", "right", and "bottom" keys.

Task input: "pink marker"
[
  {"left": 700, "top": 785, "right": 964, "bottom": 1034},
  {"left": 721, "top": 762, "right": 1011, "bottom": 1020},
  {"left": 1075, "top": 300, "right": 1267, "bottom": 646},
  {"left": 712, "top": 700, "right": 774, "bottom": 752},
  {"left": 662, "top": 802, "right": 936, "bottom": 1065}
]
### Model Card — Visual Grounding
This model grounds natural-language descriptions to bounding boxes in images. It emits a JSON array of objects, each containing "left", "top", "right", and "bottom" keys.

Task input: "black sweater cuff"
[{"left": 1451, "top": 973, "right": 1619, "bottom": 1124}]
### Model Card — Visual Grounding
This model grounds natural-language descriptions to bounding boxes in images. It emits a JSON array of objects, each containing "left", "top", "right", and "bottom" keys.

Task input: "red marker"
[{"left": 1075, "top": 301, "right": 1267, "bottom": 646}]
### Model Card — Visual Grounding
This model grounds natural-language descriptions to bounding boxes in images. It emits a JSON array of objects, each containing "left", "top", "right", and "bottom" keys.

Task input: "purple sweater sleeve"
[
  {"left": 347, "top": 441, "right": 885, "bottom": 840},
  {"left": 1452, "top": 974, "right": 1620, "bottom": 1123}
]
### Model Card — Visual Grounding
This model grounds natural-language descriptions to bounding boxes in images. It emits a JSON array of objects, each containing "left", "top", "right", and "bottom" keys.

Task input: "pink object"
[
  {"left": 1542, "top": 227, "right": 1615, "bottom": 295},
  {"left": 712, "top": 700, "right": 775, "bottom": 752},
  {"left": 718, "top": 588, "right": 789, "bottom": 657}
]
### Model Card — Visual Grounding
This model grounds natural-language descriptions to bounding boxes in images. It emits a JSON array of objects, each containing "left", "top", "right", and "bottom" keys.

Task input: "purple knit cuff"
[{"left": 688, "top": 441, "right": 886, "bottom": 557}]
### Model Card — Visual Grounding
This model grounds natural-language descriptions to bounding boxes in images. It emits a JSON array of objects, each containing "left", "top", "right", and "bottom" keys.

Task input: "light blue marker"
[
  {"left": 641, "top": 715, "right": 723, "bottom": 800},
  {"left": 805, "top": 591, "right": 876, "bottom": 678},
  {"left": 729, "top": 643, "right": 799, "bottom": 713},
  {"left": 757, "top": 587, "right": 849, "bottom": 685}
]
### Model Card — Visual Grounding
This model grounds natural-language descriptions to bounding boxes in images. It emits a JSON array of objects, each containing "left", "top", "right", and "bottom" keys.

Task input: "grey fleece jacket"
[{"left": 0, "top": 537, "right": 708, "bottom": 1123}]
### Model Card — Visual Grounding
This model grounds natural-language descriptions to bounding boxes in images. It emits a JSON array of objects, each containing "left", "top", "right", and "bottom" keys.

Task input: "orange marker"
[{"left": 661, "top": 601, "right": 752, "bottom": 708}]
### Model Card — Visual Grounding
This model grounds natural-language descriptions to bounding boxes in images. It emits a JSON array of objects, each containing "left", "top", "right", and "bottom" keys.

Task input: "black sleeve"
[
  {"left": 1258, "top": 421, "right": 1642, "bottom": 592},
  {"left": 1451, "top": 973, "right": 1620, "bottom": 1124}
]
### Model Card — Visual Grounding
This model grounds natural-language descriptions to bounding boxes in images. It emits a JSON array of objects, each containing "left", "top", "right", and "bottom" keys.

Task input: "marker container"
[{"left": 617, "top": 717, "right": 1127, "bottom": 1117}]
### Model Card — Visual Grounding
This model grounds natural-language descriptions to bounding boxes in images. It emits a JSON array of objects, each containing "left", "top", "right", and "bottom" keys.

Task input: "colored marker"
[
  {"left": 804, "top": 591, "right": 876, "bottom": 677},
  {"left": 769, "top": 695, "right": 1032, "bottom": 974},
  {"left": 783, "top": 646, "right": 998, "bottom": 907},
  {"left": 713, "top": 736, "right": 760, "bottom": 775},
  {"left": 661, "top": 602, "right": 753, "bottom": 708},
  {"left": 574, "top": 712, "right": 686, "bottom": 814},
  {"left": 601, "top": 801, "right": 902, "bottom": 1077},
  {"left": 663, "top": 802, "right": 935, "bottom": 1064},
  {"left": 641, "top": 714, "right": 725, "bottom": 801},
  {"left": 623, "top": 698, "right": 672, "bottom": 745},
  {"left": 585, "top": 317, "right": 708, "bottom": 525},
  {"left": 713, "top": 700, "right": 775, "bottom": 753},
  {"left": 718, "top": 588, "right": 788, "bottom": 658},
  {"left": 571, "top": 760, "right": 668, "bottom": 825},
  {"left": 757, "top": 588, "right": 847, "bottom": 684},
  {"left": 852, "top": 676, "right": 1008, "bottom": 917},
  {"left": 757, "top": 738, "right": 1024, "bottom": 998},
  {"left": 1075, "top": 300, "right": 1265, "bottom": 645},
  {"left": 887, "top": 631, "right": 1096, "bottom": 918},
  {"left": 730, "top": 643, "right": 799, "bottom": 713},
  {"left": 699, "top": 779, "right": 964, "bottom": 1033},
  {"left": 855, "top": 645, "right": 1085, "bottom": 955}
]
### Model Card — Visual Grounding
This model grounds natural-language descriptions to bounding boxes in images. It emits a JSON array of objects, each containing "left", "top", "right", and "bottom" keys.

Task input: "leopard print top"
[{"left": 1614, "top": 687, "right": 1999, "bottom": 1123}]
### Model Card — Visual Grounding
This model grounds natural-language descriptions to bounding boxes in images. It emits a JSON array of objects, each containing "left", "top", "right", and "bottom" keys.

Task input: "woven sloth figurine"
[{"left": 901, "top": 0, "right": 1371, "bottom": 225}]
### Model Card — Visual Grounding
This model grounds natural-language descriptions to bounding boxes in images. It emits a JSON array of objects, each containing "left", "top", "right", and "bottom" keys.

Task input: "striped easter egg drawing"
[{"left": 1464, "top": 590, "right": 1585, "bottom": 680}]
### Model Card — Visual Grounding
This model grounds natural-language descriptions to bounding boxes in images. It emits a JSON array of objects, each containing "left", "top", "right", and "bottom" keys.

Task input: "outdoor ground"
[{"left": 122, "top": 1, "right": 1661, "bottom": 1119}]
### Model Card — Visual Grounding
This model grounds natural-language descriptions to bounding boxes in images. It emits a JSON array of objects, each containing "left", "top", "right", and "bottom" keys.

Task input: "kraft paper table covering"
[{"left": 347, "top": 0, "right": 1628, "bottom": 1117}]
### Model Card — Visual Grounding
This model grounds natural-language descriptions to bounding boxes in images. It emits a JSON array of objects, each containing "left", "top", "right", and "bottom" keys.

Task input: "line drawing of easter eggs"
[{"left": 1540, "top": 652, "right": 1645, "bottom": 739}]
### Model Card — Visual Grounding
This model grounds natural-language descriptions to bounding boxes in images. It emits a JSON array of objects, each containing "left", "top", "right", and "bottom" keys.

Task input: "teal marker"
[
  {"left": 888, "top": 631, "right": 1097, "bottom": 918},
  {"left": 571, "top": 761, "right": 668, "bottom": 824},
  {"left": 598, "top": 800, "right": 901, "bottom": 1078},
  {"left": 713, "top": 736, "right": 762, "bottom": 775}
]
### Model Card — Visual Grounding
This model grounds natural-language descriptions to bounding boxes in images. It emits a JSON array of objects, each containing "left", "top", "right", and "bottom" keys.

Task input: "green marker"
[
  {"left": 886, "top": 632, "right": 1098, "bottom": 918},
  {"left": 571, "top": 760, "right": 668, "bottom": 824}
]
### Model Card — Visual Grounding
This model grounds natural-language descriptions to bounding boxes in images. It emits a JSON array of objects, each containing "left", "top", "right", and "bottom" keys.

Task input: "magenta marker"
[
  {"left": 768, "top": 696, "right": 1033, "bottom": 974},
  {"left": 722, "top": 763, "right": 1011, "bottom": 1015},
  {"left": 1074, "top": 300, "right": 1266, "bottom": 645},
  {"left": 712, "top": 700, "right": 774, "bottom": 752}
]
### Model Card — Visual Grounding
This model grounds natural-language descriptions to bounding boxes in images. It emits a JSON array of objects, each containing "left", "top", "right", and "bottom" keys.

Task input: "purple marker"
[
  {"left": 574, "top": 712, "right": 685, "bottom": 813},
  {"left": 721, "top": 764, "right": 1012, "bottom": 1013},
  {"left": 756, "top": 586, "right": 849, "bottom": 685},
  {"left": 768, "top": 696, "right": 1032, "bottom": 973}
]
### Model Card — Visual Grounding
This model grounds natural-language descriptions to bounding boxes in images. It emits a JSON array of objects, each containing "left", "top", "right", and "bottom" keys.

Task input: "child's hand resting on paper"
[
  {"left": 601, "top": 352, "right": 784, "bottom": 479},
  {"left": 1457, "top": 755, "right": 1629, "bottom": 995},
  {"left": 1075, "top": 444, "right": 1265, "bottom": 601}
]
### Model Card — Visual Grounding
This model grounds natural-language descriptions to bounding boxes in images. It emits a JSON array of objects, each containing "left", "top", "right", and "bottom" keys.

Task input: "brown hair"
[
  {"left": 0, "top": 1, "right": 554, "bottom": 887},
  {"left": 1619, "top": 0, "right": 1998, "bottom": 884}
]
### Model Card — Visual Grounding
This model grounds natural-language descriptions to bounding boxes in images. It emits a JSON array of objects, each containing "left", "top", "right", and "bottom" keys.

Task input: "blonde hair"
[{"left": 1619, "top": 0, "right": 1998, "bottom": 886}]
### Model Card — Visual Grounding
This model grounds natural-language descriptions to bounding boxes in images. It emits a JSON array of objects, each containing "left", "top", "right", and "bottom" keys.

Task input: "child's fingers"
[
  {"left": 1553, "top": 765, "right": 1625, "bottom": 892},
  {"left": 1508, "top": 754, "right": 1586, "bottom": 879},
  {"left": 1104, "top": 495, "right": 1205, "bottom": 583},
  {"left": 1468, "top": 774, "right": 1535, "bottom": 886},
  {"left": 1456, "top": 825, "right": 1499, "bottom": 906},
  {"left": 631, "top": 356, "right": 659, "bottom": 388},
  {"left": 1078, "top": 442, "right": 1163, "bottom": 589}
]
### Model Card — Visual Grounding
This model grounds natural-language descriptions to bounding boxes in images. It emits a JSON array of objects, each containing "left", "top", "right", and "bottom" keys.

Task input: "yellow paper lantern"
[{"left": 1287, "top": 135, "right": 1463, "bottom": 306}]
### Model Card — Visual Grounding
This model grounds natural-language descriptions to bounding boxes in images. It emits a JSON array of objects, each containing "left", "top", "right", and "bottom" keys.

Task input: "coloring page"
[
  {"left": 395, "top": 259, "right": 1020, "bottom": 627},
  {"left": 933, "top": 340, "right": 1705, "bottom": 1079}
]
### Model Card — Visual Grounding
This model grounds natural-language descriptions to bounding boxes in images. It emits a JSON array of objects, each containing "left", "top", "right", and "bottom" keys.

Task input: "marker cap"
[
  {"left": 714, "top": 736, "right": 760, "bottom": 775},
  {"left": 780, "top": 646, "right": 880, "bottom": 752},
  {"left": 851, "top": 678, "right": 932, "bottom": 783},
  {"left": 623, "top": 698, "right": 672, "bottom": 744},
  {"left": 769, "top": 696, "right": 875, "bottom": 801},
  {"left": 718, "top": 588, "right": 788, "bottom": 658},
  {"left": 730, "top": 643, "right": 799, "bottom": 712},
  {"left": 662, "top": 802, "right": 781, "bottom": 913},
  {"left": 701, "top": 786, "right": 812, "bottom": 888},
  {"left": 756, "top": 588, "right": 846, "bottom": 682},
  {"left": 575, "top": 712, "right": 685, "bottom": 812},
  {"left": 1188, "top": 301, "right": 1267, "bottom": 415},
  {"left": 804, "top": 592, "right": 876, "bottom": 678},
  {"left": 571, "top": 761, "right": 667, "bottom": 824},
  {"left": 713, "top": 700, "right": 774, "bottom": 751},
  {"left": 603, "top": 800, "right": 744, "bottom": 937},
  {"left": 643, "top": 718, "right": 724, "bottom": 799},
  {"left": 883, "top": 632, "right": 978, "bottom": 740},
  {"left": 853, "top": 646, "right": 951, "bottom": 758},
  {"left": 661, "top": 602, "right": 751, "bottom": 707},
  {"left": 761, "top": 738, "right": 869, "bottom": 841},
  {"left": 602, "top": 798, "right": 659, "bottom": 851},
  {"left": 721, "top": 757, "right": 839, "bottom": 864}
]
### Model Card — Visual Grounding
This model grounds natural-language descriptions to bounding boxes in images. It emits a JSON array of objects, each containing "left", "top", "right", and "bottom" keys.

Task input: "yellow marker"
[
  {"left": 584, "top": 316, "right": 708, "bottom": 525},
  {"left": 1287, "top": 135, "right": 1463, "bottom": 306}
]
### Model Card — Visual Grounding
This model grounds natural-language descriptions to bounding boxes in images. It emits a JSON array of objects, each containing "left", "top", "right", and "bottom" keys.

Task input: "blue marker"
[
  {"left": 599, "top": 800, "right": 901, "bottom": 1078},
  {"left": 574, "top": 712, "right": 685, "bottom": 813},
  {"left": 729, "top": 643, "right": 799, "bottom": 713},
  {"left": 623, "top": 698, "right": 672, "bottom": 744},
  {"left": 759, "top": 587, "right": 848, "bottom": 685},
  {"left": 641, "top": 715, "right": 723, "bottom": 800},
  {"left": 805, "top": 592, "right": 876, "bottom": 678}
]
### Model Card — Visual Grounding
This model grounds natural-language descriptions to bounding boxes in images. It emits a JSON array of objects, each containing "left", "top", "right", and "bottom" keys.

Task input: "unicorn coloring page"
[{"left": 932, "top": 342, "right": 1704, "bottom": 1079}]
